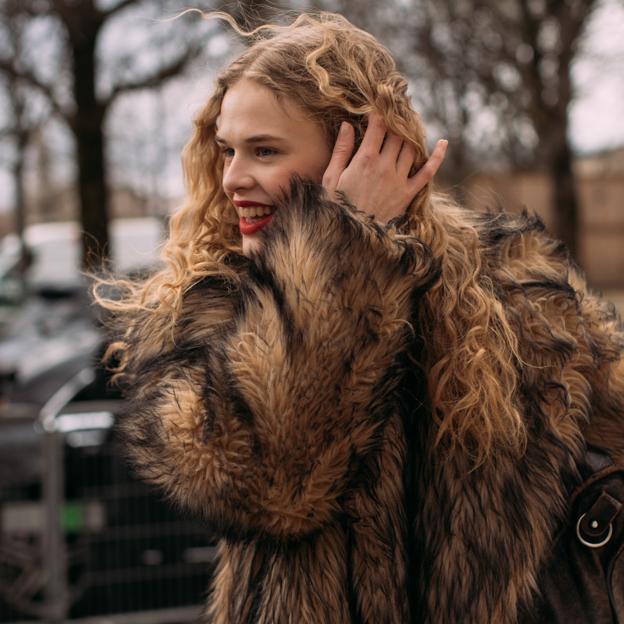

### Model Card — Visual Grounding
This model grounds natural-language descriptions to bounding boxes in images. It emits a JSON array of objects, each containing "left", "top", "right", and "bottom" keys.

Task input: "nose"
[{"left": 222, "top": 154, "right": 254, "bottom": 196}]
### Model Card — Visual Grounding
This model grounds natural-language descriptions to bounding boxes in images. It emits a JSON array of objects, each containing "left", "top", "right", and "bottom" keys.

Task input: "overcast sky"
[{"left": 569, "top": 0, "right": 624, "bottom": 153}]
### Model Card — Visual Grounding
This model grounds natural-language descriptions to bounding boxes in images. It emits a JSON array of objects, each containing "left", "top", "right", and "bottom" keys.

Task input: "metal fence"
[{"left": 0, "top": 369, "right": 215, "bottom": 623}]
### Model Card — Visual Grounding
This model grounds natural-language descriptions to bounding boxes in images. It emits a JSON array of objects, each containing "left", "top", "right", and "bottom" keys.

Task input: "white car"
[
  {"left": 0, "top": 217, "right": 164, "bottom": 390},
  {"left": 0, "top": 217, "right": 164, "bottom": 293}
]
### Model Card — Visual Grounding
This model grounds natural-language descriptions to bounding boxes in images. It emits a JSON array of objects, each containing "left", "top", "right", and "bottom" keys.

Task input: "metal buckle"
[{"left": 576, "top": 512, "right": 613, "bottom": 548}]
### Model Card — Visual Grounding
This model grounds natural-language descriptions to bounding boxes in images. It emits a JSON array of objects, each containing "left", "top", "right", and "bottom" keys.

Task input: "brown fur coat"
[{"left": 117, "top": 183, "right": 624, "bottom": 623}]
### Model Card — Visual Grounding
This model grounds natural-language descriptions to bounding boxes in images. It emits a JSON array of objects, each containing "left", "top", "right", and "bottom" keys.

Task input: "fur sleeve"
[{"left": 120, "top": 182, "right": 439, "bottom": 540}]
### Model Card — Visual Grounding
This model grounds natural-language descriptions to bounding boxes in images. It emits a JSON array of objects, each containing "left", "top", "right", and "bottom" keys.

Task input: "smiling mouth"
[
  {"left": 238, "top": 205, "right": 275, "bottom": 222},
  {"left": 238, "top": 212, "right": 274, "bottom": 235}
]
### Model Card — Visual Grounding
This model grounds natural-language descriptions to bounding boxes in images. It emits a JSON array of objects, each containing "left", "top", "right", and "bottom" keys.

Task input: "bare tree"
[
  {"left": 312, "top": 0, "right": 601, "bottom": 257},
  {"left": 0, "top": 75, "right": 29, "bottom": 271},
  {"left": 413, "top": 0, "right": 599, "bottom": 257},
  {"left": 0, "top": 0, "right": 50, "bottom": 279},
  {"left": 0, "top": 0, "right": 217, "bottom": 270}
]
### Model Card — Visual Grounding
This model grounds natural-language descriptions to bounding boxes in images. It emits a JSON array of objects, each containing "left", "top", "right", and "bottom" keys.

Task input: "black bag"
[{"left": 535, "top": 445, "right": 624, "bottom": 623}]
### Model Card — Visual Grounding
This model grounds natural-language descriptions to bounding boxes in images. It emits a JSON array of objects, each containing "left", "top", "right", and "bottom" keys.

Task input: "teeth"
[{"left": 239, "top": 206, "right": 274, "bottom": 217}]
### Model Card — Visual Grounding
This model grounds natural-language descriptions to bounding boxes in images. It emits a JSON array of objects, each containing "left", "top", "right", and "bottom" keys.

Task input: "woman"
[{"left": 96, "top": 12, "right": 624, "bottom": 624}]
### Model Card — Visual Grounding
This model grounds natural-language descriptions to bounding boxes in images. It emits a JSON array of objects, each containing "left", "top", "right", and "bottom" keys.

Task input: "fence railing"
[{"left": 1, "top": 368, "right": 215, "bottom": 623}]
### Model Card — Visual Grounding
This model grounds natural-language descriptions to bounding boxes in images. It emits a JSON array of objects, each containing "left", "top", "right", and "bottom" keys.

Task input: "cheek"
[
  {"left": 295, "top": 155, "right": 331, "bottom": 186},
  {"left": 263, "top": 167, "right": 295, "bottom": 198},
  {"left": 312, "top": 159, "right": 330, "bottom": 183},
  {"left": 263, "top": 155, "right": 330, "bottom": 199},
  {"left": 307, "top": 150, "right": 332, "bottom": 183}
]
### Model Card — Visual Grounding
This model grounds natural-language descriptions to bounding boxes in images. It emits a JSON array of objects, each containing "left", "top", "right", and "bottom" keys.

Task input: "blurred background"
[{"left": 0, "top": 0, "right": 622, "bottom": 622}]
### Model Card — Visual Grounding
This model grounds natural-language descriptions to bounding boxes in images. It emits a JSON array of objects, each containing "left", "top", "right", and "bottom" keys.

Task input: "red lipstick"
[
  {"left": 234, "top": 200, "right": 272, "bottom": 208},
  {"left": 234, "top": 199, "right": 275, "bottom": 235},
  {"left": 239, "top": 214, "right": 274, "bottom": 235}
]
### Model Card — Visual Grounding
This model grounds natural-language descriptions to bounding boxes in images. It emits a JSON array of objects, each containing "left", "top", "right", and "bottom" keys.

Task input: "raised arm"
[{"left": 120, "top": 182, "right": 438, "bottom": 540}]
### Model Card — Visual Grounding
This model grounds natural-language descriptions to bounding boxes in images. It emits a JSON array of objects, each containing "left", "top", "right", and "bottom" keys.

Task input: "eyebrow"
[{"left": 214, "top": 134, "right": 287, "bottom": 145}]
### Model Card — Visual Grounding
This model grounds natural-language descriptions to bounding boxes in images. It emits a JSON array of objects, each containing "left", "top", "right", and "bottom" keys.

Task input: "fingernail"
[{"left": 339, "top": 121, "right": 349, "bottom": 136}]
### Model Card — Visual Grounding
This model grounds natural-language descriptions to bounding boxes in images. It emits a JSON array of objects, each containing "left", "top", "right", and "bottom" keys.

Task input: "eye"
[
  {"left": 256, "top": 146, "right": 278, "bottom": 158},
  {"left": 220, "top": 146, "right": 234, "bottom": 159}
]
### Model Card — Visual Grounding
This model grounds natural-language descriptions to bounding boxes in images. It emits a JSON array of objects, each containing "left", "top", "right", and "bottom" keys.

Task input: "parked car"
[
  {"left": 0, "top": 218, "right": 164, "bottom": 397},
  {"left": 0, "top": 218, "right": 218, "bottom": 622}
]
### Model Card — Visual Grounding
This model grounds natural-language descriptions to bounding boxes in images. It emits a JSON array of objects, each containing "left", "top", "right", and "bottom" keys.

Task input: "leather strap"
[
  {"left": 577, "top": 491, "right": 622, "bottom": 548},
  {"left": 570, "top": 445, "right": 624, "bottom": 549}
]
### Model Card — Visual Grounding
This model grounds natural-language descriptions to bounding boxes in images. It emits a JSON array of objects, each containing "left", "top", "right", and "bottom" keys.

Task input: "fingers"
[
  {"left": 358, "top": 113, "right": 386, "bottom": 155},
  {"left": 407, "top": 139, "right": 448, "bottom": 193},
  {"left": 358, "top": 114, "right": 415, "bottom": 175},
  {"left": 322, "top": 122, "right": 355, "bottom": 191},
  {"left": 381, "top": 132, "right": 403, "bottom": 164},
  {"left": 397, "top": 141, "right": 416, "bottom": 177}
]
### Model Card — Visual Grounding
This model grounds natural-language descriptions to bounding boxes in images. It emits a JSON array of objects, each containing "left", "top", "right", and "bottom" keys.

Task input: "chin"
[{"left": 242, "top": 235, "right": 263, "bottom": 257}]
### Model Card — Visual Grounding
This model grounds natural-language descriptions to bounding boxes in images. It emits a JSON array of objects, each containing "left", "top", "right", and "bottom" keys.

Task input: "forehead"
[{"left": 217, "top": 79, "right": 322, "bottom": 141}]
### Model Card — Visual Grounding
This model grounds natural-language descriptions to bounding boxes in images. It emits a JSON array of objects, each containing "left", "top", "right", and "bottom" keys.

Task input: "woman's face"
[{"left": 216, "top": 78, "right": 332, "bottom": 255}]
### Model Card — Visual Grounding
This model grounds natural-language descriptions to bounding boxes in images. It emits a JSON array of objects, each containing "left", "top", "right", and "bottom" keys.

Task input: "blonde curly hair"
[{"left": 94, "top": 11, "right": 524, "bottom": 464}]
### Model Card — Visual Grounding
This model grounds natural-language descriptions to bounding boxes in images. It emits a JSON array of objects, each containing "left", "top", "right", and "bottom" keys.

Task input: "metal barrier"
[{"left": 1, "top": 369, "right": 215, "bottom": 623}]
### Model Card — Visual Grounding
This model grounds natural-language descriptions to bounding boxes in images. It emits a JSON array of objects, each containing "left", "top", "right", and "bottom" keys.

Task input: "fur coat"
[{"left": 117, "top": 183, "right": 624, "bottom": 623}]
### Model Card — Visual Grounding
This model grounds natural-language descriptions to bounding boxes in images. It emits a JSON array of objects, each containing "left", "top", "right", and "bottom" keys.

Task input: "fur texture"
[{"left": 117, "top": 183, "right": 624, "bottom": 623}]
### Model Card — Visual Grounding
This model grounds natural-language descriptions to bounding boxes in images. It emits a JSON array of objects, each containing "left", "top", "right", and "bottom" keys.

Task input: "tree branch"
[
  {"left": 0, "top": 0, "right": 53, "bottom": 19},
  {"left": 0, "top": 59, "right": 66, "bottom": 120},
  {"left": 102, "top": 0, "right": 141, "bottom": 19},
  {"left": 104, "top": 44, "right": 202, "bottom": 107}
]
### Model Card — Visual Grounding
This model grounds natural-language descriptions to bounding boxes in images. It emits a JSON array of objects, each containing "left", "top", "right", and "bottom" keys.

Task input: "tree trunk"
[
  {"left": 69, "top": 17, "right": 110, "bottom": 272},
  {"left": 73, "top": 108, "right": 109, "bottom": 272},
  {"left": 13, "top": 130, "right": 29, "bottom": 282},
  {"left": 550, "top": 138, "right": 579, "bottom": 261}
]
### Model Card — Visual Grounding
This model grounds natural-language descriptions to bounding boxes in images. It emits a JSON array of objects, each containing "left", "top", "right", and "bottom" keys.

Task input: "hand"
[{"left": 322, "top": 113, "right": 447, "bottom": 225}]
